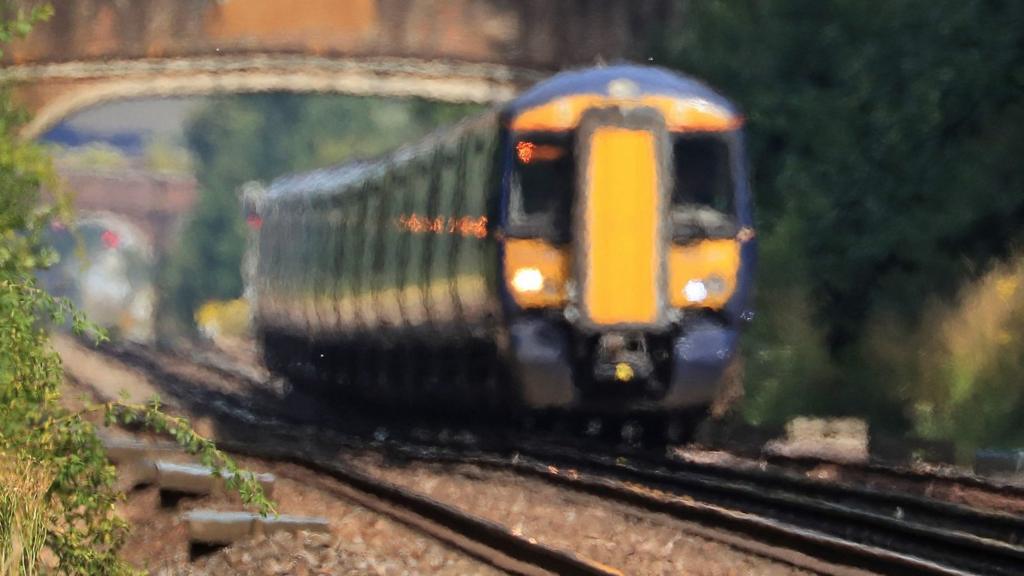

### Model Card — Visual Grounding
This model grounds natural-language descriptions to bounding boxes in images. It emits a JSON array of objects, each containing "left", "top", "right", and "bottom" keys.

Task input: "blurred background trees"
[{"left": 655, "top": 0, "right": 1024, "bottom": 450}]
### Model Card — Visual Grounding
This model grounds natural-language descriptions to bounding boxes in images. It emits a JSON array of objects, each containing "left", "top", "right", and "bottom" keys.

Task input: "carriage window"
[
  {"left": 671, "top": 135, "right": 738, "bottom": 243},
  {"left": 509, "top": 133, "right": 573, "bottom": 241}
]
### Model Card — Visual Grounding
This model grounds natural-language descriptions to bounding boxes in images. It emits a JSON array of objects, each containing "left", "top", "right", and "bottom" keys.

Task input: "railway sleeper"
[
  {"left": 118, "top": 460, "right": 276, "bottom": 502},
  {"left": 101, "top": 435, "right": 181, "bottom": 464},
  {"left": 184, "top": 510, "right": 330, "bottom": 559}
]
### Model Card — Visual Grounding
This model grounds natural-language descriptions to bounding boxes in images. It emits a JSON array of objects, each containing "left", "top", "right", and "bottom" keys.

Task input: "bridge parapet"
[
  {"left": 2, "top": 0, "right": 677, "bottom": 136},
  {"left": 4, "top": 0, "right": 672, "bottom": 69}
]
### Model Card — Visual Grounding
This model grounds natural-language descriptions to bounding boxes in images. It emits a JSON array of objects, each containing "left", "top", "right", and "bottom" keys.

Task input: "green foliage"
[
  {"left": 0, "top": 1, "right": 50, "bottom": 57},
  {"left": 103, "top": 400, "right": 274, "bottom": 515},
  {"left": 0, "top": 276, "right": 273, "bottom": 573},
  {"left": 49, "top": 142, "right": 132, "bottom": 172},
  {"left": 161, "top": 93, "right": 481, "bottom": 334},
  {"left": 0, "top": 156, "right": 272, "bottom": 576},
  {"left": 0, "top": 5, "right": 273, "bottom": 573},
  {"left": 741, "top": 215, "right": 837, "bottom": 426},
  {"left": 656, "top": 0, "right": 1024, "bottom": 435},
  {"left": 141, "top": 136, "right": 193, "bottom": 175},
  {"left": 868, "top": 258, "right": 1024, "bottom": 454},
  {"left": 0, "top": 279, "right": 132, "bottom": 574}
]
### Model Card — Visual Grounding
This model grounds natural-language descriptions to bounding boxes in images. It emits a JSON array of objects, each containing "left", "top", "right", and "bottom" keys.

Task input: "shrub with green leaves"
[
  {"left": 1, "top": 4, "right": 272, "bottom": 573},
  {"left": 865, "top": 258, "right": 1024, "bottom": 457}
]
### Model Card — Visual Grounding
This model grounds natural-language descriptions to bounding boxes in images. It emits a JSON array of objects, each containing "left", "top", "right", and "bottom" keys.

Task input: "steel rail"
[
  {"left": 501, "top": 441, "right": 1024, "bottom": 576},
  {"left": 639, "top": 446, "right": 1024, "bottom": 545},
  {"left": 216, "top": 437, "right": 621, "bottom": 576},
  {"left": 88, "top": 340, "right": 1024, "bottom": 575},
  {"left": 762, "top": 451, "right": 1024, "bottom": 502},
  {"left": 76, "top": 341, "right": 619, "bottom": 576}
]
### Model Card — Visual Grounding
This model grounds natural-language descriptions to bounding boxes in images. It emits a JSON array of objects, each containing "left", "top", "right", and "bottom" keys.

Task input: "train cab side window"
[
  {"left": 509, "top": 134, "right": 573, "bottom": 243},
  {"left": 671, "top": 134, "right": 738, "bottom": 244}
]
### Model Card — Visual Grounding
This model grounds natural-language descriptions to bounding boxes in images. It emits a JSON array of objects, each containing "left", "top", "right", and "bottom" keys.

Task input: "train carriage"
[{"left": 249, "top": 64, "right": 755, "bottom": 420}]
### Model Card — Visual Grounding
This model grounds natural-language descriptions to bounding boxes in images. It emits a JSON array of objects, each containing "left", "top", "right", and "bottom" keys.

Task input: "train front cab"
[{"left": 497, "top": 76, "right": 755, "bottom": 414}]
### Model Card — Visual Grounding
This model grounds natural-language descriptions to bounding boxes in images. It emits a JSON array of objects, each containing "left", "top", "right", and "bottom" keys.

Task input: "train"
[{"left": 246, "top": 64, "right": 756, "bottom": 430}]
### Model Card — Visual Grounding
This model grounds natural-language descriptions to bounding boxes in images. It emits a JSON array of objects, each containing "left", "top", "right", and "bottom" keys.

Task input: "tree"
[{"left": 654, "top": 0, "right": 1024, "bottom": 431}]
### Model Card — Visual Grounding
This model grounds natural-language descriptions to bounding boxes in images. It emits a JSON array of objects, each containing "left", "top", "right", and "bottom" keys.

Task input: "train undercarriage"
[{"left": 259, "top": 311, "right": 740, "bottom": 444}]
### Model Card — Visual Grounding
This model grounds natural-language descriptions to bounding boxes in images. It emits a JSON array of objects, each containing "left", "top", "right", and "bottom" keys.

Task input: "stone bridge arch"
[{"left": 1, "top": 0, "right": 676, "bottom": 137}]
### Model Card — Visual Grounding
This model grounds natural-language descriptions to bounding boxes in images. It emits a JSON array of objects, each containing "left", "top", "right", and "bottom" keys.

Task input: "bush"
[
  {"left": 1, "top": 170, "right": 273, "bottom": 576},
  {"left": 867, "top": 257, "right": 1024, "bottom": 455},
  {"left": 1, "top": 5, "right": 273, "bottom": 573}
]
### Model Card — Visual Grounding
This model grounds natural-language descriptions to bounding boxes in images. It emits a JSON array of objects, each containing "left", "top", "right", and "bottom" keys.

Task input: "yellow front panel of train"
[{"left": 583, "top": 127, "right": 662, "bottom": 326}]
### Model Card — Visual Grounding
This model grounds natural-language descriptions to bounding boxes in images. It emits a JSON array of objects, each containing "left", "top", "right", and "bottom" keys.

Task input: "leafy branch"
[
  {"left": 1, "top": 4, "right": 275, "bottom": 572},
  {"left": 102, "top": 400, "right": 276, "bottom": 516},
  {"left": 0, "top": 2, "right": 51, "bottom": 57}
]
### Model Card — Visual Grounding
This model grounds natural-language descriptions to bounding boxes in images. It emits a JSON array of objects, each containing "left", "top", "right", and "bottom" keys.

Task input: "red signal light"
[
  {"left": 246, "top": 213, "right": 263, "bottom": 230},
  {"left": 100, "top": 229, "right": 120, "bottom": 249}
]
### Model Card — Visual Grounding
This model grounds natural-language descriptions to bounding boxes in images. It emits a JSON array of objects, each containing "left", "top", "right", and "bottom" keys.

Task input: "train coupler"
[{"left": 591, "top": 333, "right": 654, "bottom": 383}]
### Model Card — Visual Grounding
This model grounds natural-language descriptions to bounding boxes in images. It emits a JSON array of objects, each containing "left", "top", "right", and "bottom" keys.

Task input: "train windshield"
[
  {"left": 671, "top": 134, "right": 738, "bottom": 244},
  {"left": 508, "top": 133, "right": 573, "bottom": 242}
]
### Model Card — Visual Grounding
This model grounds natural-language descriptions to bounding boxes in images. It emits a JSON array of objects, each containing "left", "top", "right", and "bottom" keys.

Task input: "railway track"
[
  {"left": 84, "top": 339, "right": 1024, "bottom": 575},
  {"left": 215, "top": 437, "right": 621, "bottom": 576},
  {"left": 498, "top": 442, "right": 1024, "bottom": 576},
  {"left": 358, "top": 434, "right": 1024, "bottom": 575},
  {"left": 189, "top": 341, "right": 1024, "bottom": 527},
  {"left": 761, "top": 452, "right": 1024, "bottom": 511},
  {"left": 69, "top": 343, "right": 619, "bottom": 576}
]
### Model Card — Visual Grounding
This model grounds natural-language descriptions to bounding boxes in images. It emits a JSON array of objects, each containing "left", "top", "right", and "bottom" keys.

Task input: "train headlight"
[
  {"left": 684, "top": 280, "right": 708, "bottom": 303},
  {"left": 511, "top": 267, "right": 545, "bottom": 293},
  {"left": 505, "top": 239, "right": 568, "bottom": 307}
]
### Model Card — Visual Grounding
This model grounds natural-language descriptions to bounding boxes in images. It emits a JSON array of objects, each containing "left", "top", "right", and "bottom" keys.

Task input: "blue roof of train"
[
  {"left": 263, "top": 65, "right": 737, "bottom": 202},
  {"left": 504, "top": 64, "right": 738, "bottom": 117}
]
